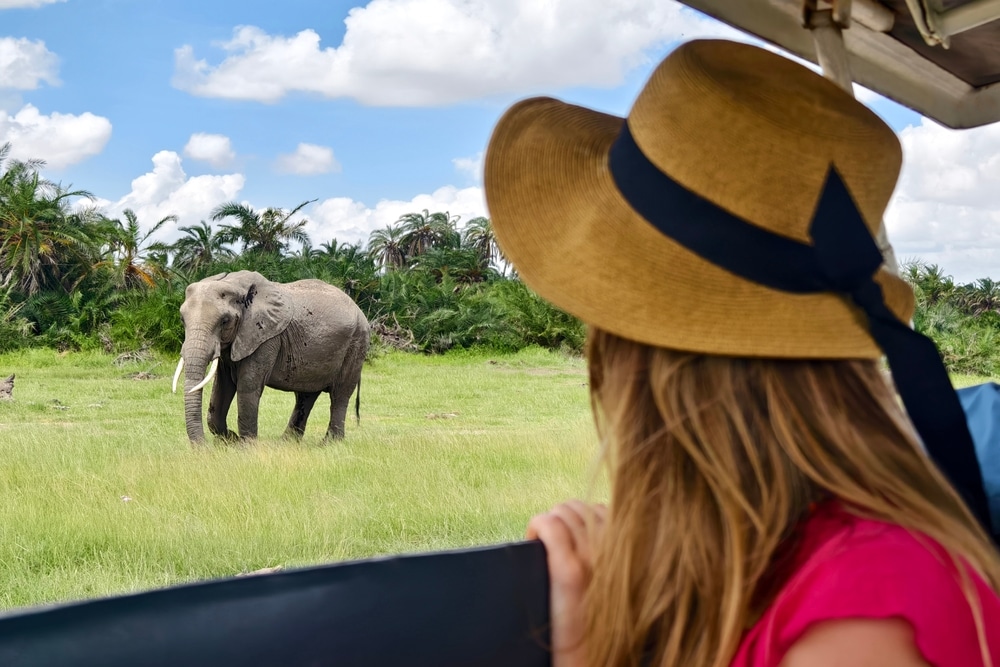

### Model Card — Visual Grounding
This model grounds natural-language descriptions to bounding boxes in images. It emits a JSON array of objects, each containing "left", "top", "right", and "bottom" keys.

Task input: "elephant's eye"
[{"left": 221, "top": 316, "right": 231, "bottom": 325}]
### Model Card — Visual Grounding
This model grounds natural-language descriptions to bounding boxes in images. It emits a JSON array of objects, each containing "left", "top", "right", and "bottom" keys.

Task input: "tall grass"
[{"left": 0, "top": 347, "right": 602, "bottom": 611}]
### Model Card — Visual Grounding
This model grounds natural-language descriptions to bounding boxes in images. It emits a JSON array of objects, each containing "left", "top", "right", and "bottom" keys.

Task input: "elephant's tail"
[{"left": 355, "top": 375, "right": 361, "bottom": 425}]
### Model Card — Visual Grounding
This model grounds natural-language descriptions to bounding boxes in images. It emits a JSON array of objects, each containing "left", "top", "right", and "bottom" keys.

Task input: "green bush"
[
  {"left": 0, "top": 288, "right": 31, "bottom": 353},
  {"left": 908, "top": 264, "right": 1000, "bottom": 378},
  {"left": 109, "top": 286, "right": 184, "bottom": 353}
]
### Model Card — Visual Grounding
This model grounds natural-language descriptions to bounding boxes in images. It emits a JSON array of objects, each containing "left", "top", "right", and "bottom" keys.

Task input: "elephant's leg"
[
  {"left": 235, "top": 385, "right": 264, "bottom": 440},
  {"left": 235, "top": 339, "right": 281, "bottom": 440},
  {"left": 326, "top": 387, "right": 352, "bottom": 441},
  {"left": 207, "top": 365, "right": 238, "bottom": 440},
  {"left": 284, "top": 391, "right": 320, "bottom": 439},
  {"left": 325, "top": 336, "right": 366, "bottom": 441}
]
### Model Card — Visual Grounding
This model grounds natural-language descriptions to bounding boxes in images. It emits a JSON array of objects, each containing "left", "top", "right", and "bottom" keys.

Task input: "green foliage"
[
  {"left": 362, "top": 269, "right": 582, "bottom": 354},
  {"left": 0, "top": 154, "right": 579, "bottom": 357},
  {"left": 904, "top": 260, "right": 1000, "bottom": 377},
  {"left": 0, "top": 285, "right": 31, "bottom": 353},
  {"left": 109, "top": 285, "right": 185, "bottom": 354},
  {"left": 487, "top": 280, "right": 586, "bottom": 352}
]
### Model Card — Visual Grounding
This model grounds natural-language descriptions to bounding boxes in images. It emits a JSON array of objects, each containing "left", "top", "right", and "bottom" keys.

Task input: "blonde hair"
[{"left": 584, "top": 327, "right": 1000, "bottom": 667}]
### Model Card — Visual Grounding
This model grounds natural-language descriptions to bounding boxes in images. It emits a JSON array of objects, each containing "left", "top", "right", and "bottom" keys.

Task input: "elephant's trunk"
[{"left": 181, "top": 341, "right": 216, "bottom": 444}]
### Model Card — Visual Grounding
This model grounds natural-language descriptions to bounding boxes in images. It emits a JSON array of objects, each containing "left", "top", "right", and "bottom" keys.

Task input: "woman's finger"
[
  {"left": 526, "top": 512, "right": 578, "bottom": 555},
  {"left": 550, "top": 509, "right": 590, "bottom": 564},
  {"left": 548, "top": 501, "right": 606, "bottom": 564},
  {"left": 527, "top": 512, "right": 589, "bottom": 587}
]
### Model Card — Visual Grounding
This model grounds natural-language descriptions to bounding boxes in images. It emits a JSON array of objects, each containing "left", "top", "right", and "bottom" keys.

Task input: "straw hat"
[{"left": 484, "top": 39, "right": 915, "bottom": 359}]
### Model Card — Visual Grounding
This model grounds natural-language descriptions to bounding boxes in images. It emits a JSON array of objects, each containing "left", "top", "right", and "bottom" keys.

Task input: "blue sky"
[{"left": 2, "top": 0, "right": 998, "bottom": 282}]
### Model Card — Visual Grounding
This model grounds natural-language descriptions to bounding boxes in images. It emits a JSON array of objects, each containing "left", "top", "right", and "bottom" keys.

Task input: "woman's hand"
[{"left": 526, "top": 500, "right": 607, "bottom": 667}]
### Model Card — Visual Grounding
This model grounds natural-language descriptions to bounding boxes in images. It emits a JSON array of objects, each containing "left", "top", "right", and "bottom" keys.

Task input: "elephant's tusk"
[
  {"left": 187, "top": 358, "right": 219, "bottom": 394},
  {"left": 172, "top": 357, "right": 185, "bottom": 394}
]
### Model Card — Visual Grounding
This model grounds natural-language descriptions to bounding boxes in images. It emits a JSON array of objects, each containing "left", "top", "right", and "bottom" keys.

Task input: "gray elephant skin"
[{"left": 173, "top": 271, "right": 370, "bottom": 443}]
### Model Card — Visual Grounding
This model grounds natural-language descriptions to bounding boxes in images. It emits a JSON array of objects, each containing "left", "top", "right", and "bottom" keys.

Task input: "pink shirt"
[{"left": 732, "top": 502, "right": 1000, "bottom": 666}]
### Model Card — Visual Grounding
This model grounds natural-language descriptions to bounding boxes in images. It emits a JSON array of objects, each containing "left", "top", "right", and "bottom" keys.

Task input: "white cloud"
[
  {"left": 0, "top": 37, "right": 59, "bottom": 90},
  {"left": 305, "top": 184, "right": 486, "bottom": 246},
  {"left": 172, "top": 0, "right": 743, "bottom": 106},
  {"left": 80, "top": 147, "right": 484, "bottom": 255},
  {"left": 183, "top": 132, "right": 236, "bottom": 168},
  {"left": 884, "top": 118, "right": 1000, "bottom": 283},
  {"left": 274, "top": 142, "right": 340, "bottom": 175},
  {"left": 169, "top": 0, "right": 895, "bottom": 114},
  {"left": 0, "top": 104, "right": 111, "bottom": 169},
  {"left": 87, "top": 151, "right": 246, "bottom": 243},
  {"left": 0, "top": 0, "right": 65, "bottom": 8},
  {"left": 453, "top": 151, "right": 483, "bottom": 182}
]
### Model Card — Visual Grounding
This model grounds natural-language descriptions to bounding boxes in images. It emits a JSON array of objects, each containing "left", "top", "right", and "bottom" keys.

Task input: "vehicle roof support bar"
[
  {"left": 804, "top": 0, "right": 900, "bottom": 274},
  {"left": 809, "top": 9, "right": 856, "bottom": 92}
]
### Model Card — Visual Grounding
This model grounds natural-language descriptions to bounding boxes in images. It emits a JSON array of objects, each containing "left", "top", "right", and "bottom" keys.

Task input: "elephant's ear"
[{"left": 231, "top": 275, "right": 292, "bottom": 362}]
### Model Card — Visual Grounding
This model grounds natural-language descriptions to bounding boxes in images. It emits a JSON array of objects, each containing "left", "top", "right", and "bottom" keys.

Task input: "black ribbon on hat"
[{"left": 608, "top": 122, "right": 993, "bottom": 537}]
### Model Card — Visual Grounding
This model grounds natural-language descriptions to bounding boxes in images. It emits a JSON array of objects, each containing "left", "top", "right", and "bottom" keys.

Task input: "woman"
[{"left": 483, "top": 40, "right": 1000, "bottom": 666}]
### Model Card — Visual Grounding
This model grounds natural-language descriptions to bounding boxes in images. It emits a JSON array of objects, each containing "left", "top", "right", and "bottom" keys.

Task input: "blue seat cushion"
[{"left": 956, "top": 382, "right": 1000, "bottom": 537}]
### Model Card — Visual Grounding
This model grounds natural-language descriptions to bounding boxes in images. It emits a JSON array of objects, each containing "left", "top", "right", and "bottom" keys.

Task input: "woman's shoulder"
[
  {"left": 781, "top": 503, "right": 993, "bottom": 613},
  {"left": 736, "top": 502, "right": 1000, "bottom": 667}
]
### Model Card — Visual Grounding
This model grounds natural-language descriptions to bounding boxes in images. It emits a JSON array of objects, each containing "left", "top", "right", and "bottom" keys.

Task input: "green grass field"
[{"left": 0, "top": 347, "right": 602, "bottom": 612}]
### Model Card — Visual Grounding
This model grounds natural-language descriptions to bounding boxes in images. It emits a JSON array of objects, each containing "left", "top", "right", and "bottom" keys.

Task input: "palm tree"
[
  {"left": 324, "top": 241, "right": 378, "bottom": 304},
  {"left": 170, "top": 220, "right": 234, "bottom": 273},
  {"left": 398, "top": 210, "right": 460, "bottom": 259},
  {"left": 0, "top": 148, "right": 97, "bottom": 295},
  {"left": 101, "top": 209, "right": 177, "bottom": 289},
  {"left": 967, "top": 277, "right": 1000, "bottom": 315},
  {"left": 901, "top": 260, "right": 953, "bottom": 307},
  {"left": 461, "top": 216, "right": 503, "bottom": 270},
  {"left": 212, "top": 200, "right": 315, "bottom": 255},
  {"left": 291, "top": 239, "right": 321, "bottom": 262},
  {"left": 412, "top": 246, "right": 496, "bottom": 284},
  {"left": 918, "top": 264, "right": 954, "bottom": 305},
  {"left": 0, "top": 142, "right": 45, "bottom": 192},
  {"left": 318, "top": 239, "right": 344, "bottom": 259},
  {"left": 367, "top": 223, "right": 407, "bottom": 271}
]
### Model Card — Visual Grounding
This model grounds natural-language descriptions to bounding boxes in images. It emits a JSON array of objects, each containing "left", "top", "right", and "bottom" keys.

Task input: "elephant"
[{"left": 172, "top": 271, "right": 370, "bottom": 444}]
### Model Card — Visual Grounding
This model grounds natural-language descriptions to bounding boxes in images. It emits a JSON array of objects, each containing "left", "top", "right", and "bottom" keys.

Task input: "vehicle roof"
[{"left": 681, "top": 0, "right": 1000, "bottom": 128}]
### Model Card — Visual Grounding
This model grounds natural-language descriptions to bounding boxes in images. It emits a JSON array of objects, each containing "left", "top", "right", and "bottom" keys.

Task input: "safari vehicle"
[{"left": 1, "top": 2, "right": 997, "bottom": 665}]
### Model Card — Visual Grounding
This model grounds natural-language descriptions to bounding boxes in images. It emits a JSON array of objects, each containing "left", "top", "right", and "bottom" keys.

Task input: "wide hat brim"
[{"left": 484, "top": 95, "right": 915, "bottom": 360}]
